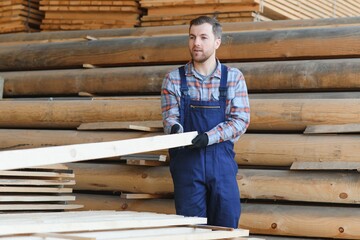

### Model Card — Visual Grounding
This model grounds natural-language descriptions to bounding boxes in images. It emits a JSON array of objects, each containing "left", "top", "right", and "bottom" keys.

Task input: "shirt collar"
[{"left": 184, "top": 59, "right": 222, "bottom": 79}]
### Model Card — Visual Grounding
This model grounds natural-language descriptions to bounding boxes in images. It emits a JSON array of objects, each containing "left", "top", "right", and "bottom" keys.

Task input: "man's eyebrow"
[{"left": 189, "top": 33, "right": 209, "bottom": 37}]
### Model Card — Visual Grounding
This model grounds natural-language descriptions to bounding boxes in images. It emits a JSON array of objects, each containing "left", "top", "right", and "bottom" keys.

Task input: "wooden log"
[
  {"left": 69, "top": 163, "right": 360, "bottom": 204},
  {"left": 240, "top": 203, "right": 360, "bottom": 239},
  {"left": 2, "top": 16, "right": 360, "bottom": 44},
  {"left": 0, "top": 130, "right": 359, "bottom": 167},
  {"left": 0, "top": 98, "right": 359, "bottom": 131},
  {"left": 2, "top": 25, "right": 360, "bottom": 71},
  {"left": 73, "top": 195, "right": 360, "bottom": 239},
  {"left": 2, "top": 58, "right": 360, "bottom": 97}
]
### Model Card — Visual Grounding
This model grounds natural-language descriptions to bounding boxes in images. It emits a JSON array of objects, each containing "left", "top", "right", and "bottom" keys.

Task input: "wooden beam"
[
  {"left": 291, "top": 161, "right": 360, "bottom": 171},
  {"left": 2, "top": 16, "right": 360, "bottom": 45},
  {"left": 0, "top": 130, "right": 359, "bottom": 167},
  {"left": 304, "top": 123, "right": 360, "bottom": 134},
  {"left": 69, "top": 164, "right": 360, "bottom": 204},
  {"left": 2, "top": 58, "right": 360, "bottom": 97},
  {"left": 3, "top": 25, "right": 360, "bottom": 70},
  {"left": 0, "top": 132, "right": 197, "bottom": 170},
  {"left": 0, "top": 98, "right": 359, "bottom": 131}
]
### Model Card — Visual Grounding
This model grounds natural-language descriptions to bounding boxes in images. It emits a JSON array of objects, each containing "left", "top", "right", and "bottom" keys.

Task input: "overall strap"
[
  {"left": 178, "top": 66, "right": 189, "bottom": 97},
  {"left": 219, "top": 64, "right": 228, "bottom": 100}
]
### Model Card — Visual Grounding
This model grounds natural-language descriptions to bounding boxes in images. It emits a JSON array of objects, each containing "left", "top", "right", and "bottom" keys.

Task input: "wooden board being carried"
[{"left": 0, "top": 132, "right": 197, "bottom": 170}]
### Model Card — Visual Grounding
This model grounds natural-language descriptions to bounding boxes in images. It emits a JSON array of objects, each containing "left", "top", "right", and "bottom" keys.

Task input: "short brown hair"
[{"left": 189, "top": 16, "right": 222, "bottom": 39}]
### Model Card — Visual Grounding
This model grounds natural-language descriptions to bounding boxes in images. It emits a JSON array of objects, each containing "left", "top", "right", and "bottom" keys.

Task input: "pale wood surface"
[
  {"left": 0, "top": 132, "right": 197, "bottom": 170},
  {"left": 0, "top": 210, "right": 207, "bottom": 236},
  {"left": 304, "top": 123, "right": 360, "bottom": 134}
]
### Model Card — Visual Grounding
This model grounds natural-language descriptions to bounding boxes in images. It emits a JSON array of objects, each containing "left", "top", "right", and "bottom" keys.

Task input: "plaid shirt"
[{"left": 161, "top": 60, "right": 250, "bottom": 145}]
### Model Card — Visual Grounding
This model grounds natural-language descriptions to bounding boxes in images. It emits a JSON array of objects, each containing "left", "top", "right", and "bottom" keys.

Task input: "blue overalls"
[{"left": 169, "top": 65, "right": 241, "bottom": 228}]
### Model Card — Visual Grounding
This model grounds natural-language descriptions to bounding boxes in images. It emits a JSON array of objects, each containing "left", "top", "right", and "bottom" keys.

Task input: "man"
[{"left": 161, "top": 16, "right": 250, "bottom": 228}]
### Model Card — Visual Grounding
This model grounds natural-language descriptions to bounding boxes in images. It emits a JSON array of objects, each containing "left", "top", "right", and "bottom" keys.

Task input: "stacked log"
[
  {"left": 257, "top": 0, "right": 360, "bottom": 20},
  {"left": 139, "top": 0, "right": 262, "bottom": 27},
  {"left": 0, "top": 17, "right": 360, "bottom": 238},
  {"left": 39, "top": 0, "right": 142, "bottom": 31},
  {"left": 0, "top": 0, "right": 44, "bottom": 33}
]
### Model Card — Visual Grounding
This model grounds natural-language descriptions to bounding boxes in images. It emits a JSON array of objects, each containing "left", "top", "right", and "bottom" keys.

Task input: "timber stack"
[{"left": 0, "top": 15, "right": 360, "bottom": 239}]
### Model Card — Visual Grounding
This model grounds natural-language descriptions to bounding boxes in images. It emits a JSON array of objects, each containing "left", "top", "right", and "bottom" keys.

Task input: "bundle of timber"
[
  {"left": 39, "top": 0, "right": 142, "bottom": 31},
  {"left": 0, "top": 0, "right": 44, "bottom": 34},
  {"left": 0, "top": 16, "right": 360, "bottom": 239},
  {"left": 0, "top": 210, "right": 252, "bottom": 239},
  {"left": 257, "top": 0, "right": 360, "bottom": 20},
  {"left": 0, "top": 164, "right": 82, "bottom": 212},
  {"left": 139, "top": 0, "right": 265, "bottom": 27}
]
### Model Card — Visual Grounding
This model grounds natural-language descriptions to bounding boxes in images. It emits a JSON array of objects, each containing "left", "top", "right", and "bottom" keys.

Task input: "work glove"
[
  {"left": 170, "top": 124, "right": 181, "bottom": 134},
  {"left": 191, "top": 133, "right": 209, "bottom": 148}
]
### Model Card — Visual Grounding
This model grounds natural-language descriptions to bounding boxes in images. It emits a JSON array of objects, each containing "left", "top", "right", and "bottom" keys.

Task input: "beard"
[{"left": 190, "top": 49, "right": 213, "bottom": 63}]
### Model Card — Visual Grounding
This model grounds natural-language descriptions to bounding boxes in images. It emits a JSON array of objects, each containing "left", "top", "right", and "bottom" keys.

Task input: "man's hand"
[
  {"left": 170, "top": 124, "right": 181, "bottom": 134},
  {"left": 191, "top": 133, "right": 209, "bottom": 148}
]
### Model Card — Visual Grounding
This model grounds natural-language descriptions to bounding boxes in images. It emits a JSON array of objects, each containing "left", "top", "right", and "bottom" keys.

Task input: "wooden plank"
[
  {"left": 0, "top": 186, "right": 72, "bottom": 193},
  {"left": 304, "top": 123, "right": 360, "bottom": 134},
  {"left": 0, "top": 76, "right": 3, "bottom": 99},
  {"left": 0, "top": 211, "right": 207, "bottom": 235},
  {"left": 0, "top": 204, "right": 83, "bottom": 211},
  {"left": 78, "top": 121, "right": 163, "bottom": 131},
  {"left": 121, "top": 154, "right": 167, "bottom": 161},
  {"left": 0, "top": 195, "right": 75, "bottom": 202},
  {"left": 0, "top": 132, "right": 197, "bottom": 170},
  {"left": 0, "top": 179, "right": 75, "bottom": 185},
  {"left": 291, "top": 161, "right": 360, "bottom": 171},
  {"left": 0, "top": 170, "right": 74, "bottom": 178},
  {"left": 120, "top": 193, "right": 169, "bottom": 199},
  {"left": 22, "top": 227, "right": 251, "bottom": 240},
  {"left": 126, "top": 159, "right": 167, "bottom": 166}
]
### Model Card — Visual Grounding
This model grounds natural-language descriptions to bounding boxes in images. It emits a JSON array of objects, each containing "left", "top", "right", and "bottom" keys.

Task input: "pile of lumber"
[
  {"left": 0, "top": 165, "right": 82, "bottom": 212},
  {"left": 1, "top": 16, "right": 360, "bottom": 239},
  {"left": 139, "top": 0, "right": 264, "bottom": 27},
  {"left": 0, "top": 210, "right": 252, "bottom": 239},
  {"left": 39, "top": 0, "right": 141, "bottom": 31},
  {"left": 0, "top": 0, "right": 43, "bottom": 34},
  {"left": 258, "top": 0, "right": 360, "bottom": 20}
]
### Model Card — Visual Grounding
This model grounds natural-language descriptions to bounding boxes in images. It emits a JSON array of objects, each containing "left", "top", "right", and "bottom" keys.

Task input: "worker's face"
[{"left": 189, "top": 23, "right": 221, "bottom": 64}]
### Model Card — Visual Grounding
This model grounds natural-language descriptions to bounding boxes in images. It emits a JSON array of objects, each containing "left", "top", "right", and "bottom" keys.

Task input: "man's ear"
[{"left": 215, "top": 38, "right": 221, "bottom": 50}]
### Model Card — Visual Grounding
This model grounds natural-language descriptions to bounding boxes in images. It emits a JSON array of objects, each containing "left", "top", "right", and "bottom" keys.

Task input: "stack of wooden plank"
[
  {"left": 257, "top": 0, "right": 360, "bottom": 20},
  {"left": 0, "top": 0, "right": 43, "bottom": 34},
  {"left": 0, "top": 211, "right": 252, "bottom": 239},
  {"left": 139, "top": 0, "right": 263, "bottom": 27},
  {"left": 1, "top": 16, "right": 360, "bottom": 239},
  {"left": 39, "top": 0, "right": 141, "bottom": 31},
  {"left": 0, "top": 165, "right": 82, "bottom": 212}
]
